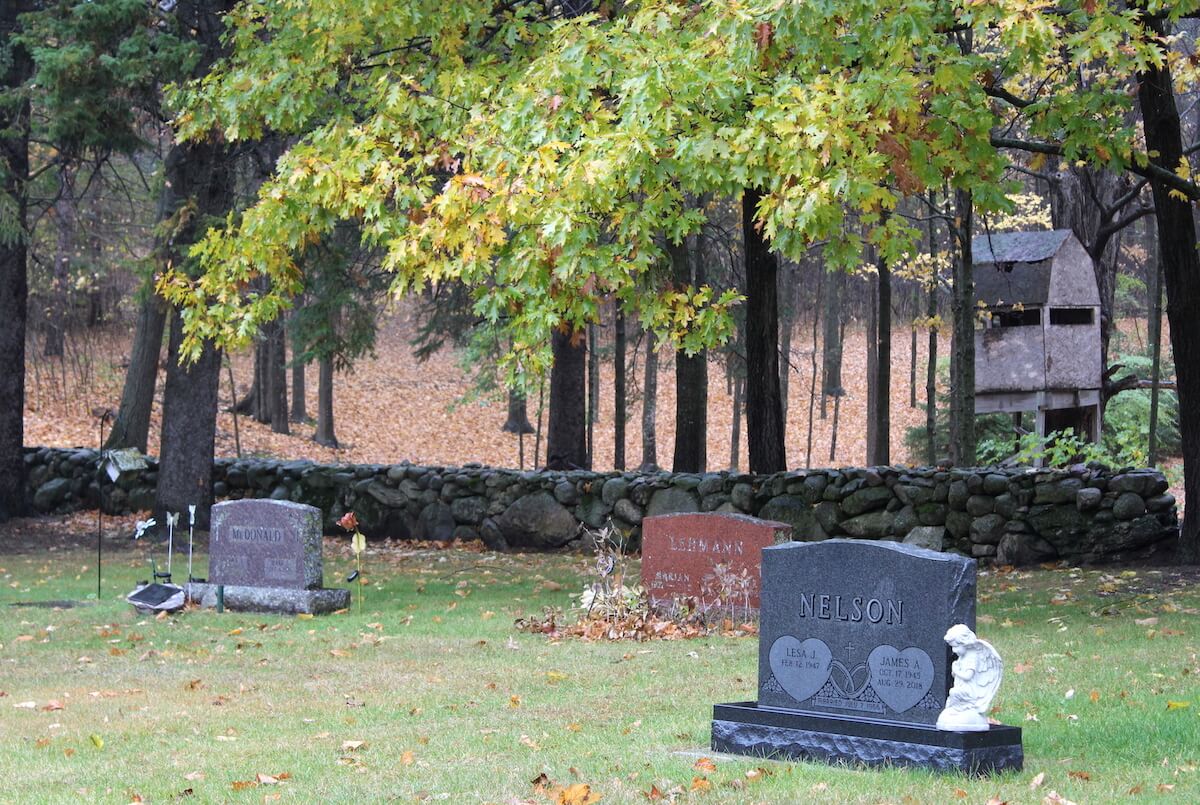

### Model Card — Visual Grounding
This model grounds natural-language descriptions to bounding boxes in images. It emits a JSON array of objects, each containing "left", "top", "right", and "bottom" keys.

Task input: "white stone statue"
[{"left": 936, "top": 624, "right": 1004, "bottom": 732}]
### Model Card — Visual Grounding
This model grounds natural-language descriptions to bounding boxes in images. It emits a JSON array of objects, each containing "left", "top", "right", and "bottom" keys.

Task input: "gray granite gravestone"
[
  {"left": 188, "top": 500, "right": 349, "bottom": 615},
  {"left": 712, "top": 539, "right": 1022, "bottom": 774}
]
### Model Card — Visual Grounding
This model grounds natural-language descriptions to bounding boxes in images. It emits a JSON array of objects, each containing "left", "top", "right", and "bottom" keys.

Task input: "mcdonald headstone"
[{"left": 209, "top": 499, "right": 323, "bottom": 590}]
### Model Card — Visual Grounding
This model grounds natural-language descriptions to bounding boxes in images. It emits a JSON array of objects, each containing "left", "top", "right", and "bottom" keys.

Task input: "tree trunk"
[
  {"left": 949, "top": 187, "right": 976, "bottom": 466},
  {"left": 804, "top": 266, "right": 822, "bottom": 469},
  {"left": 502, "top": 389, "right": 534, "bottom": 434},
  {"left": 730, "top": 371, "right": 743, "bottom": 471},
  {"left": 778, "top": 264, "right": 795, "bottom": 425},
  {"left": 45, "top": 164, "right": 78, "bottom": 358},
  {"left": 926, "top": 280, "right": 939, "bottom": 465},
  {"left": 871, "top": 248, "right": 892, "bottom": 465},
  {"left": 105, "top": 292, "right": 167, "bottom": 452},
  {"left": 587, "top": 323, "right": 598, "bottom": 467},
  {"left": 742, "top": 187, "right": 786, "bottom": 472},
  {"left": 640, "top": 331, "right": 659, "bottom": 471},
  {"left": 253, "top": 338, "right": 269, "bottom": 423},
  {"left": 156, "top": 310, "right": 222, "bottom": 527},
  {"left": 1148, "top": 255, "right": 1163, "bottom": 466},
  {"left": 268, "top": 321, "right": 288, "bottom": 434},
  {"left": 866, "top": 266, "right": 879, "bottom": 464},
  {"left": 290, "top": 306, "right": 307, "bottom": 422},
  {"left": 820, "top": 266, "right": 844, "bottom": 419},
  {"left": 613, "top": 308, "right": 626, "bottom": 470},
  {"left": 0, "top": 0, "right": 32, "bottom": 521},
  {"left": 910, "top": 288, "right": 919, "bottom": 408},
  {"left": 1137, "top": 24, "right": 1200, "bottom": 563},
  {"left": 314, "top": 354, "right": 337, "bottom": 447},
  {"left": 670, "top": 237, "right": 707, "bottom": 472},
  {"left": 547, "top": 327, "right": 588, "bottom": 469}
]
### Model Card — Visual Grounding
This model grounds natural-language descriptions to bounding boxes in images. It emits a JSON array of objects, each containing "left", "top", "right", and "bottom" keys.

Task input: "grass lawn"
[{"left": 1, "top": 522, "right": 1198, "bottom": 804}]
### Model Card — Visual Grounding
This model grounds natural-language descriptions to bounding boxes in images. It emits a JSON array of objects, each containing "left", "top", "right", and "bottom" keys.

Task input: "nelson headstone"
[{"left": 712, "top": 539, "right": 1022, "bottom": 774}]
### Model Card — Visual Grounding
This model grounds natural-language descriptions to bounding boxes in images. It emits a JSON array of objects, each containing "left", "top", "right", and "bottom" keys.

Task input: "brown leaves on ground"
[
  {"left": 531, "top": 774, "right": 601, "bottom": 805},
  {"left": 515, "top": 610, "right": 757, "bottom": 643}
]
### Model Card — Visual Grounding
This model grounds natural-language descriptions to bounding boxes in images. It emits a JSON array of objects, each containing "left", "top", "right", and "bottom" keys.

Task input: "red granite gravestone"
[{"left": 641, "top": 512, "right": 791, "bottom": 612}]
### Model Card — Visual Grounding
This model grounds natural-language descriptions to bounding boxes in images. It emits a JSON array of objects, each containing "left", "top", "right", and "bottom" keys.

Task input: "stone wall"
[{"left": 22, "top": 446, "right": 1179, "bottom": 565}]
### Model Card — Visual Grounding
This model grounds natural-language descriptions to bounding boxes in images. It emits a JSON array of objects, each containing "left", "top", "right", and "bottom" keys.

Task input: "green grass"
[{"left": 1, "top": 538, "right": 1198, "bottom": 804}]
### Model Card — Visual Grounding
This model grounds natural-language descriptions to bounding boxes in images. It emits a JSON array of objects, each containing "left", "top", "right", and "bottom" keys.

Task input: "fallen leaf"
[
  {"left": 184, "top": 772, "right": 204, "bottom": 781},
  {"left": 341, "top": 740, "right": 366, "bottom": 751},
  {"left": 693, "top": 757, "right": 717, "bottom": 773},
  {"left": 1167, "top": 701, "right": 1191, "bottom": 710},
  {"left": 545, "top": 670, "right": 569, "bottom": 684},
  {"left": 401, "top": 750, "right": 415, "bottom": 765},
  {"left": 255, "top": 773, "right": 279, "bottom": 785},
  {"left": 89, "top": 734, "right": 104, "bottom": 749},
  {"left": 556, "top": 783, "right": 600, "bottom": 805},
  {"left": 690, "top": 777, "right": 711, "bottom": 792},
  {"left": 1068, "top": 770, "right": 1091, "bottom": 781},
  {"left": 1014, "top": 662, "right": 1034, "bottom": 674},
  {"left": 1135, "top": 617, "right": 1159, "bottom": 627},
  {"left": 953, "top": 789, "right": 968, "bottom": 798},
  {"left": 13, "top": 701, "right": 36, "bottom": 709},
  {"left": 329, "top": 649, "right": 351, "bottom": 658},
  {"left": 231, "top": 780, "right": 256, "bottom": 791},
  {"left": 185, "top": 679, "right": 204, "bottom": 691},
  {"left": 41, "top": 700, "right": 64, "bottom": 712},
  {"left": 1156, "top": 783, "right": 1175, "bottom": 793},
  {"left": 1089, "top": 690, "right": 1100, "bottom": 703},
  {"left": 644, "top": 784, "right": 663, "bottom": 801},
  {"left": 509, "top": 695, "right": 521, "bottom": 708},
  {"left": 1043, "top": 792, "right": 1077, "bottom": 805}
]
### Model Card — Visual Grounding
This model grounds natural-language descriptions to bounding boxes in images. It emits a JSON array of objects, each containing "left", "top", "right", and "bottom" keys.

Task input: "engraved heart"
[
  {"left": 768, "top": 636, "right": 832, "bottom": 705},
  {"left": 867, "top": 645, "right": 935, "bottom": 714}
]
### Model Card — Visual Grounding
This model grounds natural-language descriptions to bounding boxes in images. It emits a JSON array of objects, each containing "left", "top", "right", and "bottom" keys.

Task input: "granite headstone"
[
  {"left": 641, "top": 513, "right": 790, "bottom": 611},
  {"left": 190, "top": 499, "right": 349, "bottom": 615},
  {"left": 712, "top": 539, "right": 1022, "bottom": 774},
  {"left": 209, "top": 499, "right": 323, "bottom": 590}
]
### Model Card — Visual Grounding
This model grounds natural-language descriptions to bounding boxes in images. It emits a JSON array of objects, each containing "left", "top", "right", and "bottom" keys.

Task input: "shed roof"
[{"left": 972, "top": 229, "right": 1072, "bottom": 306}]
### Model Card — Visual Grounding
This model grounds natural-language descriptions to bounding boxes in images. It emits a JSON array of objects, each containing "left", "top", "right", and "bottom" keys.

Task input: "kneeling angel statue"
[{"left": 936, "top": 624, "right": 1004, "bottom": 732}]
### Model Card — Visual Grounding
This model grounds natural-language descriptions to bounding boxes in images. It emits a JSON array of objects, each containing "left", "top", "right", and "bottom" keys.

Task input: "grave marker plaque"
[
  {"left": 712, "top": 539, "right": 1022, "bottom": 774},
  {"left": 641, "top": 513, "right": 790, "bottom": 611},
  {"left": 209, "top": 500, "right": 323, "bottom": 590}
]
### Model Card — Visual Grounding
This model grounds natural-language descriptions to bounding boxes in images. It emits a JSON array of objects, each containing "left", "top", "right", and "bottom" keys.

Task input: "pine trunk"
[
  {"left": 0, "top": 0, "right": 31, "bottom": 520},
  {"left": 613, "top": 308, "right": 626, "bottom": 470},
  {"left": 949, "top": 188, "right": 976, "bottom": 466},
  {"left": 871, "top": 250, "right": 892, "bottom": 465},
  {"left": 1148, "top": 256, "right": 1163, "bottom": 466},
  {"left": 670, "top": 237, "right": 707, "bottom": 472},
  {"left": 820, "top": 267, "right": 844, "bottom": 419},
  {"left": 502, "top": 389, "right": 534, "bottom": 434},
  {"left": 640, "top": 331, "right": 659, "bottom": 471},
  {"left": 268, "top": 321, "right": 288, "bottom": 434},
  {"left": 1137, "top": 26, "right": 1200, "bottom": 563},
  {"left": 742, "top": 188, "right": 786, "bottom": 472},
  {"left": 105, "top": 293, "right": 167, "bottom": 452},
  {"left": 314, "top": 355, "right": 337, "bottom": 447},
  {"left": 547, "top": 328, "right": 588, "bottom": 469}
]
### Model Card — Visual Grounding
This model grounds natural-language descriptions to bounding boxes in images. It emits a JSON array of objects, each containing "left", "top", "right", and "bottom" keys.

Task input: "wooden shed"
[{"left": 972, "top": 229, "right": 1102, "bottom": 447}]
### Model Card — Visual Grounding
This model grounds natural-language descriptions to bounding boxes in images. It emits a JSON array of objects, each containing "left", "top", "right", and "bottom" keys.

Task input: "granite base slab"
[
  {"left": 712, "top": 702, "right": 1023, "bottom": 775},
  {"left": 186, "top": 583, "right": 350, "bottom": 615}
]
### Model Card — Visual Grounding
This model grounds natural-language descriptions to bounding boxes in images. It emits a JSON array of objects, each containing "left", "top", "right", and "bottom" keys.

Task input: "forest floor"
[{"left": 22, "top": 303, "right": 1184, "bottom": 511}]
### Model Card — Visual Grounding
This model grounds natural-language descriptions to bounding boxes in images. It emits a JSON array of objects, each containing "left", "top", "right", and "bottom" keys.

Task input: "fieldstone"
[
  {"left": 759, "top": 495, "right": 826, "bottom": 541},
  {"left": 646, "top": 486, "right": 700, "bottom": 518},
  {"left": 839, "top": 510, "right": 893, "bottom": 539},
  {"left": 1034, "top": 478, "right": 1082, "bottom": 504},
  {"left": 497, "top": 492, "right": 579, "bottom": 549},
  {"left": 801, "top": 474, "right": 828, "bottom": 505},
  {"left": 1109, "top": 471, "right": 1167, "bottom": 497},
  {"left": 916, "top": 502, "right": 947, "bottom": 526},
  {"left": 945, "top": 510, "right": 971, "bottom": 541},
  {"left": 892, "top": 505, "right": 919, "bottom": 537},
  {"left": 894, "top": 484, "right": 935, "bottom": 507},
  {"left": 841, "top": 486, "right": 893, "bottom": 517},
  {"left": 965, "top": 495, "right": 995, "bottom": 517},
  {"left": 969, "top": 513, "right": 1007, "bottom": 546},
  {"left": 479, "top": 518, "right": 509, "bottom": 551},
  {"left": 971, "top": 543, "right": 998, "bottom": 558},
  {"left": 731, "top": 482, "right": 755, "bottom": 511},
  {"left": 575, "top": 495, "right": 610, "bottom": 528},
  {"left": 614, "top": 498, "right": 643, "bottom": 524},
  {"left": 1146, "top": 494, "right": 1176, "bottom": 512},
  {"left": 813, "top": 501, "right": 843, "bottom": 535},
  {"left": 1076, "top": 487, "right": 1103, "bottom": 512},
  {"left": 33, "top": 478, "right": 72, "bottom": 511},
  {"left": 417, "top": 501, "right": 456, "bottom": 540},
  {"left": 982, "top": 473, "right": 1009, "bottom": 495},
  {"left": 1112, "top": 492, "right": 1147, "bottom": 521},
  {"left": 993, "top": 493, "right": 1017, "bottom": 519},
  {"left": 602, "top": 477, "right": 630, "bottom": 505},
  {"left": 452, "top": 525, "right": 479, "bottom": 542},
  {"left": 553, "top": 480, "right": 579, "bottom": 506},
  {"left": 996, "top": 532, "right": 1058, "bottom": 566},
  {"left": 451, "top": 496, "right": 487, "bottom": 525},
  {"left": 903, "top": 526, "right": 944, "bottom": 552},
  {"left": 947, "top": 480, "right": 969, "bottom": 510}
]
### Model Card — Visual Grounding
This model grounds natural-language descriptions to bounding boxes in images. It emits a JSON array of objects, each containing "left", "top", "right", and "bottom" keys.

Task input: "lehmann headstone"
[
  {"left": 712, "top": 539, "right": 1022, "bottom": 773},
  {"left": 191, "top": 499, "right": 349, "bottom": 615},
  {"left": 641, "top": 513, "right": 790, "bottom": 612}
]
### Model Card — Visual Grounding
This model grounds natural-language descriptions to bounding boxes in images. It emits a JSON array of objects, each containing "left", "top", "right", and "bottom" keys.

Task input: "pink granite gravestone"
[{"left": 641, "top": 512, "right": 791, "bottom": 612}]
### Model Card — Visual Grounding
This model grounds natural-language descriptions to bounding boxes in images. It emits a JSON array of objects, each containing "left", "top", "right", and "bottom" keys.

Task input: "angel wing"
[{"left": 969, "top": 638, "right": 1004, "bottom": 710}]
